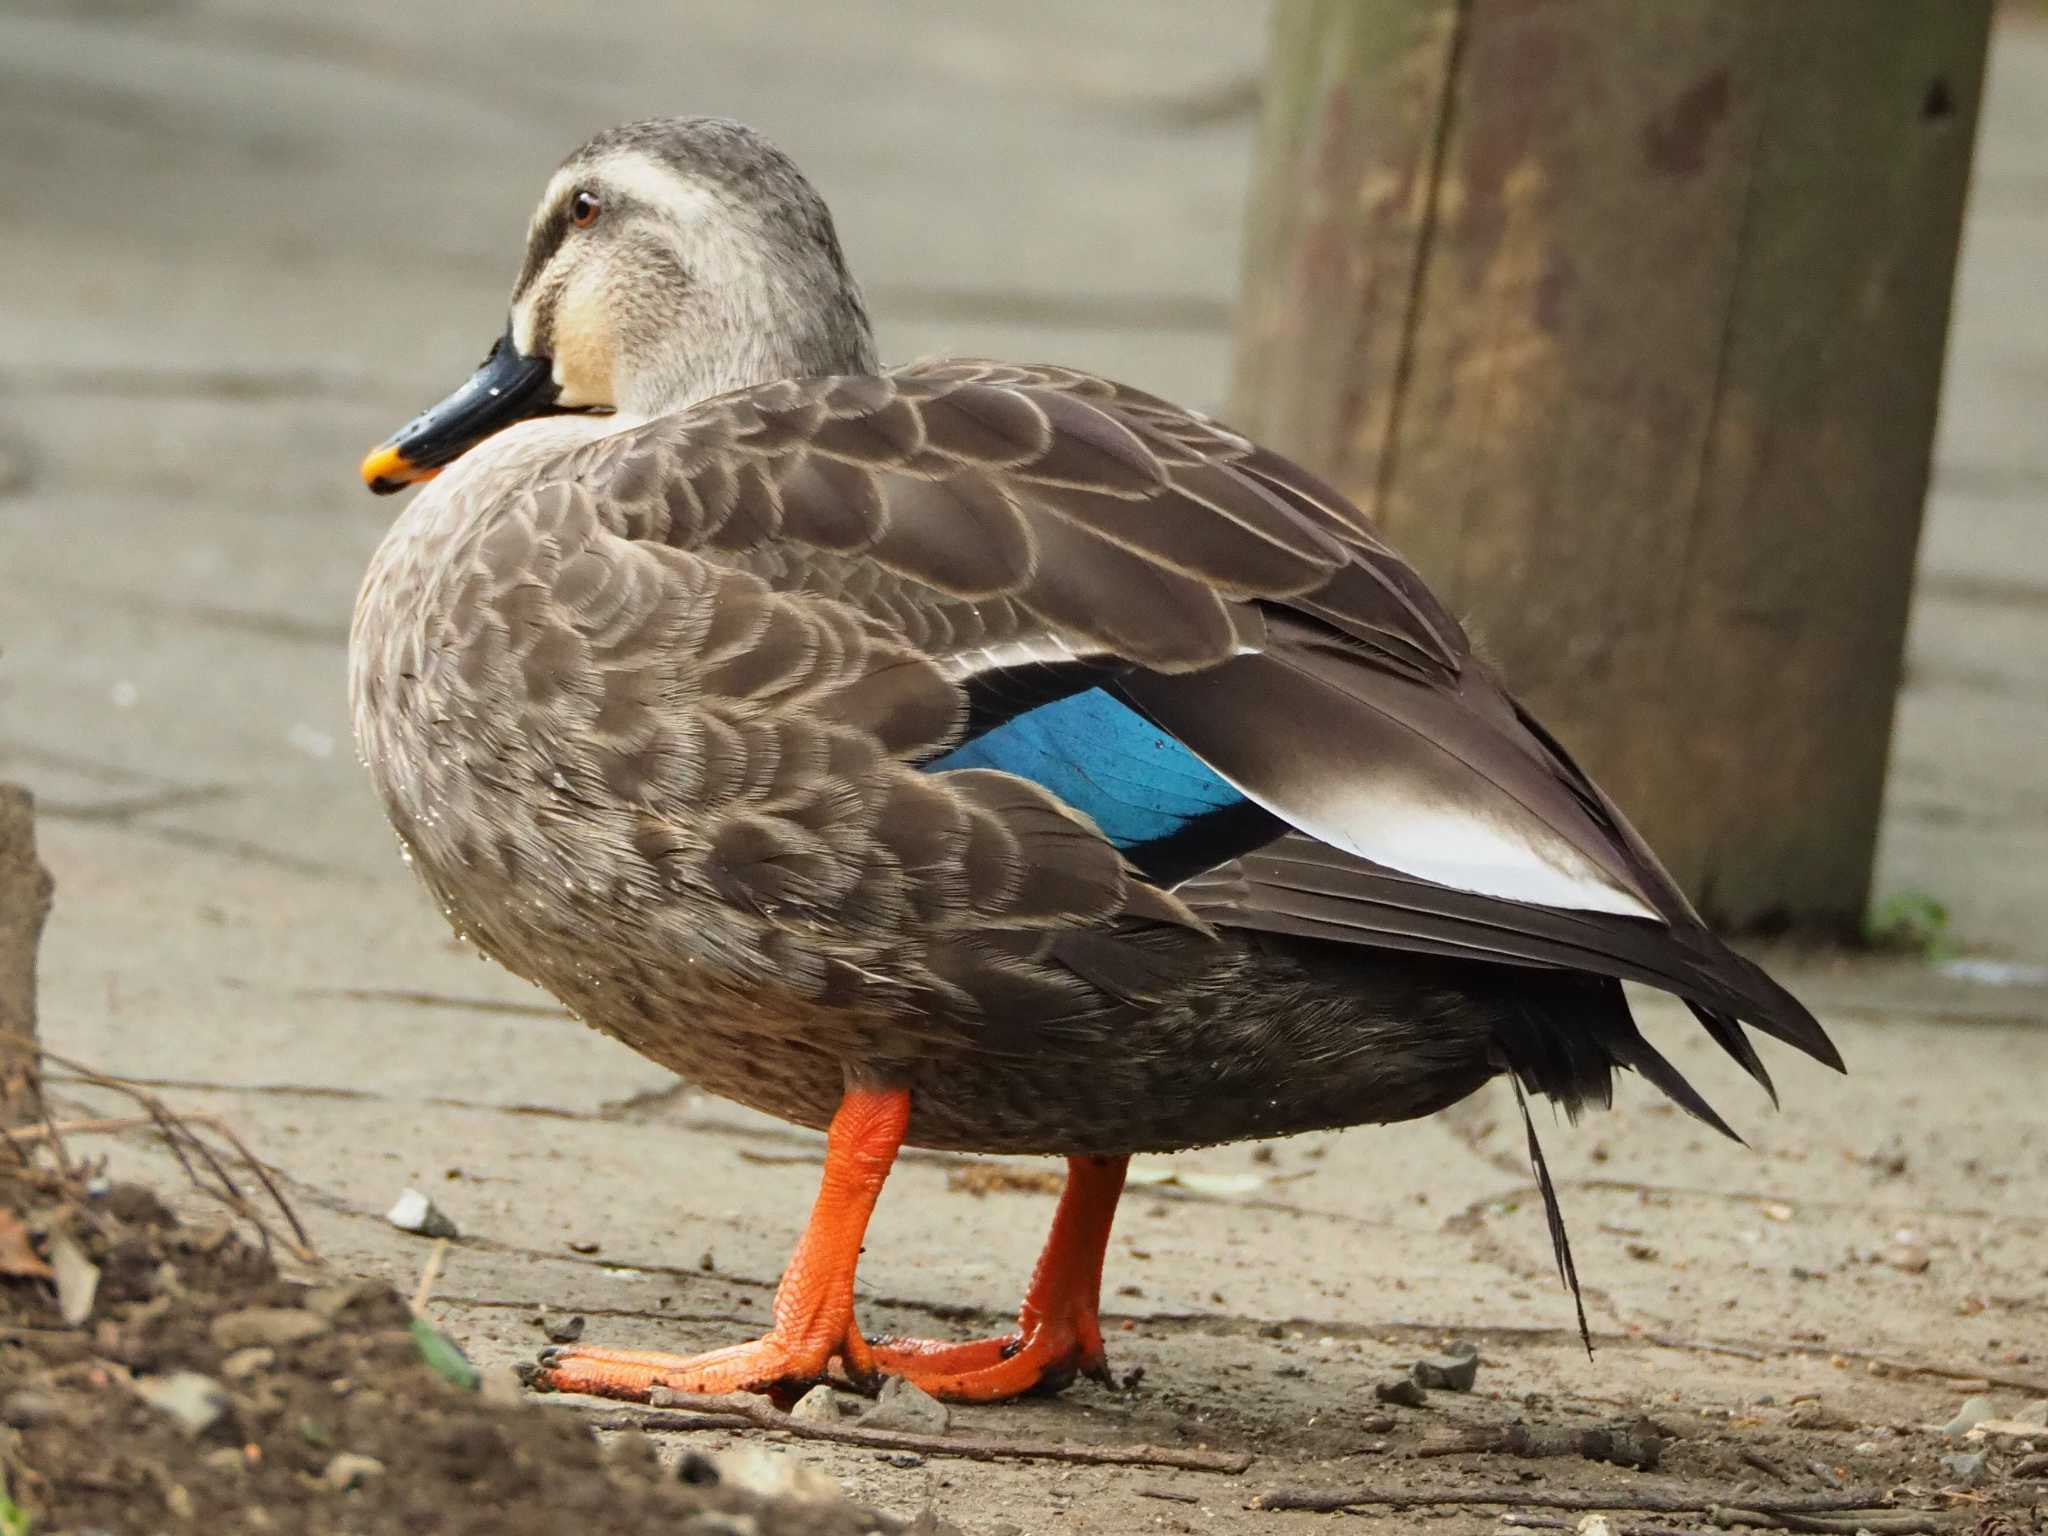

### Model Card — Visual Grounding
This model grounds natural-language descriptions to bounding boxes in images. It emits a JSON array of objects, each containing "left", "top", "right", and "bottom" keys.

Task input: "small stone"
[
  {"left": 385, "top": 1188, "right": 459, "bottom": 1239},
  {"left": 1785, "top": 1399, "right": 1856, "bottom": 1430},
  {"left": 1939, "top": 1449, "right": 1986, "bottom": 1487},
  {"left": 2012, "top": 1451, "right": 2048, "bottom": 1478},
  {"left": 858, "top": 1375, "right": 951, "bottom": 1435},
  {"left": 220, "top": 1347, "right": 276, "bottom": 1381},
  {"left": 201, "top": 1446, "right": 248, "bottom": 1474},
  {"left": 211, "top": 1307, "right": 330, "bottom": 1350},
  {"left": 1412, "top": 1343, "right": 1481, "bottom": 1392},
  {"left": 1576, "top": 1517, "right": 1616, "bottom": 1536},
  {"left": 1, "top": 1389, "right": 61, "bottom": 1427},
  {"left": 2014, "top": 1399, "right": 2048, "bottom": 1429},
  {"left": 1884, "top": 1243, "right": 1932, "bottom": 1274},
  {"left": 137, "top": 1371, "right": 230, "bottom": 1437},
  {"left": 789, "top": 1384, "right": 859, "bottom": 1424},
  {"left": 1940, "top": 1395, "right": 1996, "bottom": 1439},
  {"left": 322, "top": 1452, "right": 386, "bottom": 1491},
  {"left": 881, "top": 1452, "right": 924, "bottom": 1469},
  {"left": 542, "top": 1313, "right": 585, "bottom": 1344},
  {"left": 703, "top": 1444, "right": 843, "bottom": 1502},
  {"left": 1359, "top": 1411, "right": 1395, "bottom": 1434},
  {"left": 1374, "top": 1376, "right": 1427, "bottom": 1407}
]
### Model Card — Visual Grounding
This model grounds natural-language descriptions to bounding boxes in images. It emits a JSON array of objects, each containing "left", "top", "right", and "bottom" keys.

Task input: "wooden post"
[
  {"left": 1, "top": 784, "right": 52, "bottom": 1125},
  {"left": 1231, "top": 1, "right": 1991, "bottom": 931}
]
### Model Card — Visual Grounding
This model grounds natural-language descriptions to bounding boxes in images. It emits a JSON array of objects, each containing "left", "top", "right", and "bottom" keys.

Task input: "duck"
[{"left": 351, "top": 116, "right": 1841, "bottom": 1406}]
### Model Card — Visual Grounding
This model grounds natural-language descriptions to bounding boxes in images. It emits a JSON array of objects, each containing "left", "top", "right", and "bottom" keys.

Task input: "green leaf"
[
  {"left": 409, "top": 1317, "right": 482, "bottom": 1392},
  {"left": 1864, "top": 890, "right": 1953, "bottom": 958}
]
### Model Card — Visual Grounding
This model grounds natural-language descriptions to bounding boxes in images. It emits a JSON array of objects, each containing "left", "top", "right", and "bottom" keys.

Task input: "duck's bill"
[{"left": 360, "top": 327, "right": 567, "bottom": 494}]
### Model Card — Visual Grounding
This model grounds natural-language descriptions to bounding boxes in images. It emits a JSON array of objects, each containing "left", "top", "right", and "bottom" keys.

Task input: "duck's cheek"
[{"left": 549, "top": 286, "right": 618, "bottom": 410}]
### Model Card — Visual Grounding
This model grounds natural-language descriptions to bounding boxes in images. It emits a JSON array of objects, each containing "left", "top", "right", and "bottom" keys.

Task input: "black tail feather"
[
  {"left": 1687, "top": 1001, "right": 1778, "bottom": 1106},
  {"left": 1510, "top": 1073, "right": 1591, "bottom": 1357}
]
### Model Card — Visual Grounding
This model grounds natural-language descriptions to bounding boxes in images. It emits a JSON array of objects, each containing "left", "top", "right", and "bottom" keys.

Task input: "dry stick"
[
  {"left": 1249, "top": 1487, "right": 1898, "bottom": 1515},
  {"left": 571, "top": 1392, "right": 1252, "bottom": 1475},
  {"left": 411, "top": 1237, "right": 451, "bottom": 1315},
  {"left": 1710, "top": 1510, "right": 1946, "bottom": 1535}
]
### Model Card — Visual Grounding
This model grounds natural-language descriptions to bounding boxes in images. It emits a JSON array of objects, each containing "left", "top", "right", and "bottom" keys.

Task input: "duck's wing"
[{"left": 560, "top": 359, "right": 1837, "bottom": 1080}]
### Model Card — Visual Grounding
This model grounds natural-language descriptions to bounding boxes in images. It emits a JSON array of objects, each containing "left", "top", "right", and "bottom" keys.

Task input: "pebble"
[
  {"left": 201, "top": 1446, "right": 248, "bottom": 1474},
  {"left": 386, "top": 1188, "right": 460, "bottom": 1239},
  {"left": 542, "top": 1314, "right": 586, "bottom": 1344},
  {"left": 858, "top": 1376, "right": 951, "bottom": 1435},
  {"left": 1374, "top": 1376, "right": 1427, "bottom": 1408},
  {"left": 2015, "top": 1399, "right": 2048, "bottom": 1429},
  {"left": 211, "top": 1307, "right": 331, "bottom": 1351},
  {"left": 136, "top": 1371, "right": 230, "bottom": 1437},
  {"left": 1939, "top": 1394, "right": 1996, "bottom": 1439},
  {"left": 1412, "top": 1342, "right": 1481, "bottom": 1392},
  {"left": 789, "top": 1384, "right": 860, "bottom": 1424},
  {"left": 2013, "top": 1451, "right": 2048, "bottom": 1478},
  {"left": 704, "top": 1444, "right": 844, "bottom": 1502},
  {"left": 1939, "top": 1449, "right": 1987, "bottom": 1487},
  {"left": 1884, "top": 1243, "right": 1932, "bottom": 1274},
  {"left": 1785, "top": 1398, "right": 1856, "bottom": 1430},
  {"left": 322, "top": 1452, "right": 387, "bottom": 1491},
  {"left": 1358, "top": 1411, "right": 1395, "bottom": 1434},
  {"left": 220, "top": 1347, "right": 276, "bottom": 1381}
]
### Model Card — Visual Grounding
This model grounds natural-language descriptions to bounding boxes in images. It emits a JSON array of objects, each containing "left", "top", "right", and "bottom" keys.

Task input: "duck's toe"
[
  {"left": 527, "top": 1327, "right": 877, "bottom": 1405},
  {"left": 869, "top": 1310, "right": 1110, "bottom": 1403}
]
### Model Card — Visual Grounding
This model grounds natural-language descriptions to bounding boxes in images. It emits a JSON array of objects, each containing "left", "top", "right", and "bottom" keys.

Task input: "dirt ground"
[
  {"left": 7, "top": 1021, "right": 2046, "bottom": 1534},
  {"left": 4, "top": 3, "right": 2047, "bottom": 1533}
]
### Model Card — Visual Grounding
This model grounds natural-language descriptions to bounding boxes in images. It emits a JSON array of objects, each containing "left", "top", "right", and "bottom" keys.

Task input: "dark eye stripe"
[
  {"left": 530, "top": 280, "right": 564, "bottom": 358},
  {"left": 514, "top": 200, "right": 573, "bottom": 300}
]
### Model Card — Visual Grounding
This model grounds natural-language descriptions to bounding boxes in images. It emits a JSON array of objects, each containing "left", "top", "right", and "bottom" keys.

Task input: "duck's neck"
[{"left": 624, "top": 291, "right": 879, "bottom": 417}]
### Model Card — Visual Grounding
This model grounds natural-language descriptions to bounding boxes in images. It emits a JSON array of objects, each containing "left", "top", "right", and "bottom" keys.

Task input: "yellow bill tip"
[{"left": 360, "top": 442, "right": 437, "bottom": 495}]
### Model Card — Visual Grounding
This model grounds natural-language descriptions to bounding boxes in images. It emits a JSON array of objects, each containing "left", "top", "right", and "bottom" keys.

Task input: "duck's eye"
[{"left": 570, "top": 191, "right": 601, "bottom": 229}]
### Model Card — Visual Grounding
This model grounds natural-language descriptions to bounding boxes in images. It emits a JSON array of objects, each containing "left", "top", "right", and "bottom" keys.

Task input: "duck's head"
[{"left": 361, "top": 117, "right": 876, "bottom": 494}]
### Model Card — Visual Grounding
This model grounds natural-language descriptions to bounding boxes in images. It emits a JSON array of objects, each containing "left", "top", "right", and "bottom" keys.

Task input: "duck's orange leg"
[
  {"left": 530, "top": 1086, "right": 906, "bottom": 1402},
  {"left": 868, "top": 1153, "right": 1128, "bottom": 1401}
]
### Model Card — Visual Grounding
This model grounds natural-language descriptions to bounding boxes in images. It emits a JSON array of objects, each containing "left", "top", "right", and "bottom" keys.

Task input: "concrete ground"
[{"left": 3, "top": 3, "right": 2044, "bottom": 1529}]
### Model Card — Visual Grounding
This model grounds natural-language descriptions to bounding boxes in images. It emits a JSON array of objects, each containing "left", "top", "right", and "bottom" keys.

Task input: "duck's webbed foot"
[
  {"left": 868, "top": 1153, "right": 1127, "bottom": 1402},
  {"left": 526, "top": 1087, "right": 905, "bottom": 1405}
]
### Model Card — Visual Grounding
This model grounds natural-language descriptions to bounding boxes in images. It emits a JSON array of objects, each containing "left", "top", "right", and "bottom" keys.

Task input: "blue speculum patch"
[{"left": 922, "top": 687, "right": 1278, "bottom": 883}]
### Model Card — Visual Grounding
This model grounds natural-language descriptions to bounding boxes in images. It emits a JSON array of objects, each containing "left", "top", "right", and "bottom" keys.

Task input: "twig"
[
  {"left": 1490, "top": 1523, "right": 1695, "bottom": 1531},
  {"left": 568, "top": 1392, "right": 1251, "bottom": 1474},
  {"left": 5, "top": 1115, "right": 166, "bottom": 1144},
  {"left": 1711, "top": 1508, "right": 1945, "bottom": 1534},
  {"left": 1249, "top": 1486, "right": 1899, "bottom": 1515},
  {"left": 410, "top": 1237, "right": 450, "bottom": 1314},
  {"left": 0, "top": 1030, "right": 317, "bottom": 1266},
  {"left": 1416, "top": 1421, "right": 1666, "bottom": 1469},
  {"left": 1136, "top": 1487, "right": 1202, "bottom": 1505}
]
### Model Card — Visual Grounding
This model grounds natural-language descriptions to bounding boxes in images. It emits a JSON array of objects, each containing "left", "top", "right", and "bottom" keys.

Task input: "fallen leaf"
[
  {"left": 409, "top": 1318, "right": 480, "bottom": 1391},
  {"left": 0, "top": 1211, "right": 53, "bottom": 1281}
]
